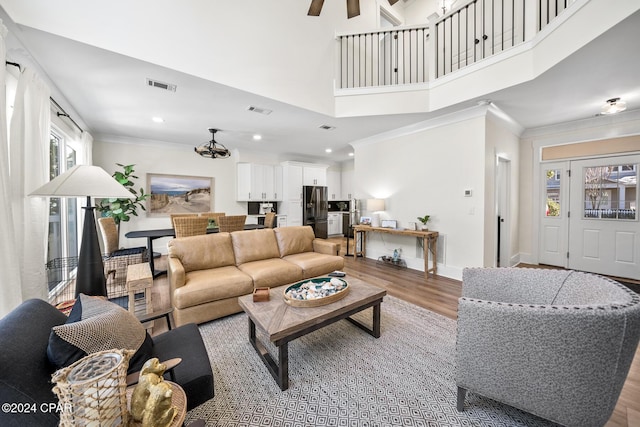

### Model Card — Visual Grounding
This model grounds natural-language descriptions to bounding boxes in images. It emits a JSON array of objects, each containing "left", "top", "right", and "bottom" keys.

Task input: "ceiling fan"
[
  {"left": 308, "top": 0, "right": 401, "bottom": 19},
  {"left": 194, "top": 128, "right": 231, "bottom": 159}
]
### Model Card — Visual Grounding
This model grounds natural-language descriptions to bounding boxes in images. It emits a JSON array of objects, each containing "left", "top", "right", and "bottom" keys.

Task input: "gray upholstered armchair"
[{"left": 456, "top": 267, "right": 640, "bottom": 427}]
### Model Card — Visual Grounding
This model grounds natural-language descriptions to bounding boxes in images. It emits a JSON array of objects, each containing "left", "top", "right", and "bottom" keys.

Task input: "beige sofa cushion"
[
  {"left": 274, "top": 226, "right": 315, "bottom": 257},
  {"left": 231, "top": 229, "right": 281, "bottom": 265},
  {"left": 173, "top": 266, "right": 254, "bottom": 309},
  {"left": 238, "top": 258, "right": 303, "bottom": 288},
  {"left": 168, "top": 233, "right": 235, "bottom": 273},
  {"left": 283, "top": 252, "right": 345, "bottom": 279}
]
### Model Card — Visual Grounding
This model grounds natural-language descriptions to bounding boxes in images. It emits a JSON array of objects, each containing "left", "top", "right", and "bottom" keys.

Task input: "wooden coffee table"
[{"left": 238, "top": 276, "right": 386, "bottom": 390}]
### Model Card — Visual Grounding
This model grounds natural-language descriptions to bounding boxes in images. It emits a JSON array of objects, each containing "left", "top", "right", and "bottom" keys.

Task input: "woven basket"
[
  {"left": 52, "top": 349, "right": 134, "bottom": 427},
  {"left": 283, "top": 277, "right": 349, "bottom": 307}
]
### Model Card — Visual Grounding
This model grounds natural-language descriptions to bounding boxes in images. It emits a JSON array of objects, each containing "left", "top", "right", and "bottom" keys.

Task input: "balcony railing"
[
  {"left": 337, "top": 0, "right": 577, "bottom": 87},
  {"left": 337, "top": 25, "right": 429, "bottom": 89},
  {"left": 434, "top": 0, "right": 526, "bottom": 78}
]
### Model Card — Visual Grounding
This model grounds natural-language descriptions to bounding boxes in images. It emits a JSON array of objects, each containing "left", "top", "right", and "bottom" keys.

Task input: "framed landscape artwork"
[{"left": 147, "top": 173, "right": 214, "bottom": 216}]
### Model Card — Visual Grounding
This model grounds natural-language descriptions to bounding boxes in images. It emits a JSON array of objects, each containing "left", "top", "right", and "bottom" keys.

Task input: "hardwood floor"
[{"left": 149, "top": 237, "right": 640, "bottom": 426}]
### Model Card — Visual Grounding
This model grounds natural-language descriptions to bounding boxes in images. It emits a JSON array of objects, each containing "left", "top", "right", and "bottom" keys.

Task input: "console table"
[{"left": 352, "top": 226, "right": 438, "bottom": 278}]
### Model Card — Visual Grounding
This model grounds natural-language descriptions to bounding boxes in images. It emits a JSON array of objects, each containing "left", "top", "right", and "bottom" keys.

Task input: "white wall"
[
  {"left": 354, "top": 112, "right": 486, "bottom": 280},
  {"left": 0, "top": 0, "right": 425, "bottom": 118},
  {"left": 485, "top": 111, "right": 521, "bottom": 267},
  {"left": 93, "top": 140, "right": 245, "bottom": 253}
]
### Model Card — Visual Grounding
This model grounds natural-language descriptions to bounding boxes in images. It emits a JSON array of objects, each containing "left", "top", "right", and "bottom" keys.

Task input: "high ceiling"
[{"left": 2, "top": 4, "right": 639, "bottom": 162}]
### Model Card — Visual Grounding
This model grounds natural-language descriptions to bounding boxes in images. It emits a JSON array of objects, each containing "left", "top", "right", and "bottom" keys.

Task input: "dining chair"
[
  {"left": 170, "top": 213, "right": 199, "bottom": 228},
  {"left": 264, "top": 212, "right": 276, "bottom": 228},
  {"left": 173, "top": 216, "right": 210, "bottom": 238},
  {"left": 199, "top": 212, "right": 226, "bottom": 227},
  {"left": 217, "top": 215, "right": 247, "bottom": 232},
  {"left": 97, "top": 217, "right": 148, "bottom": 299}
]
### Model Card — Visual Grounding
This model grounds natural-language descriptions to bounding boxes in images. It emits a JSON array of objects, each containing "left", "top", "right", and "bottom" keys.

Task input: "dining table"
[{"left": 125, "top": 224, "right": 264, "bottom": 277}]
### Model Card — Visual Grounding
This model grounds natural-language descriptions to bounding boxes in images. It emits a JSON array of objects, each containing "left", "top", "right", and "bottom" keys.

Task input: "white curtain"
[
  {"left": 6, "top": 64, "right": 51, "bottom": 311},
  {"left": 0, "top": 19, "right": 23, "bottom": 317}
]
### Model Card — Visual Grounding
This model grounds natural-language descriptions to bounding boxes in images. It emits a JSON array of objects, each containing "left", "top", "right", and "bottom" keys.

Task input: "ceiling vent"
[
  {"left": 319, "top": 125, "right": 336, "bottom": 131},
  {"left": 247, "top": 105, "right": 272, "bottom": 115},
  {"left": 146, "top": 78, "right": 177, "bottom": 92}
]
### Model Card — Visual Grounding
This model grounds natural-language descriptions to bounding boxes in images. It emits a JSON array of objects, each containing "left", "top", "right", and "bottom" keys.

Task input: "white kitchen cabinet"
[
  {"left": 341, "top": 168, "right": 354, "bottom": 200},
  {"left": 284, "top": 200, "right": 303, "bottom": 226},
  {"left": 328, "top": 213, "right": 343, "bottom": 236},
  {"left": 284, "top": 164, "right": 303, "bottom": 200},
  {"left": 302, "top": 165, "right": 327, "bottom": 186},
  {"left": 327, "top": 170, "right": 341, "bottom": 200},
  {"left": 277, "top": 215, "right": 287, "bottom": 228},
  {"left": 237, "top": 163, "right": 281, "bottom": 201}
]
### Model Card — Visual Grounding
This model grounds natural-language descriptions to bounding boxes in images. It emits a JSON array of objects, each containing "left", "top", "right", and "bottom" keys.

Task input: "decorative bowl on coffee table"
[{"left": 283, "top": 277, "right": 349, "bottom": 307}]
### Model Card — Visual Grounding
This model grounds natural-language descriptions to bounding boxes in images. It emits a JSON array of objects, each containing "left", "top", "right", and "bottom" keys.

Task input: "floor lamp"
[{"left": 30, "top": 165, "right": 133, "bottom": 297}]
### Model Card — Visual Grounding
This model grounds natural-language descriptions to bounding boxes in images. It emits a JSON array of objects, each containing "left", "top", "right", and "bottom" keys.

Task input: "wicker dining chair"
[
  {"left": 97, "top": 217, "right": 148, "bottom": 299},
  {"left": 199, "top": 212, "right": 226, "bottom": 227},
  {"left": 217, "top": 215, "right": 247, "bottom": 232},
  {"left": 170, "top": 213, "right": 199, "bottom": 228},
  {"left": 264, "top": 212, "right": 276, "bottom": 228},
  {"left": 173, "top": 216, "right": 210, "bottom": 238}
]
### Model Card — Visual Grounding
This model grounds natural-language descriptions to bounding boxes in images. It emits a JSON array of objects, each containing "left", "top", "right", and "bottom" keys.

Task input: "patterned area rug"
[{"left": 186, "top": 296, "right": 557, "bottom": 426}]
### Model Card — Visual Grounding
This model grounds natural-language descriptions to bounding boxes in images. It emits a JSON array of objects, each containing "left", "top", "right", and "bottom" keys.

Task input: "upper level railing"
[
  {"left": 337, "top": 25, "right": 429, "bottom": 89},
  {"left": 337, "top": 0, "right": 577, "bottom": 88},
  {"left": 434, "top": 0, "right": 526, "bottom": 78}
]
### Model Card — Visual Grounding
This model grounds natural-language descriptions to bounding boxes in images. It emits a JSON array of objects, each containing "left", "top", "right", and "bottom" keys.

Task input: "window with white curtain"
[{"left": 47, "top": 127, "right": 79, "bottom": 293}]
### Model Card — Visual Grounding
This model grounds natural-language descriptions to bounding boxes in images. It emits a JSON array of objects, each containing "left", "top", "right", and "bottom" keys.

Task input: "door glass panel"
[
  {"left": 583, "top": 164, "right": 637, "bottom": 220},
  {"left": 545, "top": 169, "right": 561, "bottom": 217}
]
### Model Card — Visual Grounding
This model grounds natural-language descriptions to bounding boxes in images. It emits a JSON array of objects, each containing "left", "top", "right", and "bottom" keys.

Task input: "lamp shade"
[
  {"left": 29, "top": 165, "right": 134, "bottom": 298},
  {"left": 29, "top": 165, "right": 134, "bottom": 199},
  {"left": 367, "top": 198, "right": 385, "bottom": 212}
]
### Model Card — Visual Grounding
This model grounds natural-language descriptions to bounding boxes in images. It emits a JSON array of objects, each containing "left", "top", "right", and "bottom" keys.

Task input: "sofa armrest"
[
  {"left": 313, "top": 239, "right": 340, "bottom": 255},
  {"left": 168, "top": 257, "right": 186, "bottom": 292}
]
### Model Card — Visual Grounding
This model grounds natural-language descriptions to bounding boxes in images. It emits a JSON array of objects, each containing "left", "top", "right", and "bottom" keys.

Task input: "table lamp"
[
  {"left": 30, "top": 165, "right": 133, "bottom": 297},
  {"left": 367, "top": 198, "right": 386, "bottom": 227}
]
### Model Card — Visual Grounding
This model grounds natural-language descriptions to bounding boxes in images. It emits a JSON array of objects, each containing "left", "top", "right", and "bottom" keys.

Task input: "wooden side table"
[{"left": 126, "top": 263, "right": 153, "bottom": 315}]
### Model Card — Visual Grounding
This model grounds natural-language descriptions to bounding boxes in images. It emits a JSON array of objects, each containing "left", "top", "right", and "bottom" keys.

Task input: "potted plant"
[
  {"left": 416, "top": 215, "right": 431, "bottom": 231},
  {"left": 96, "top": 163, "right": 149, "bottom": 233}
]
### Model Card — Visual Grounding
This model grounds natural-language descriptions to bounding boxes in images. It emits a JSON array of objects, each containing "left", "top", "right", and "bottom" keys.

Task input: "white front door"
[
  {"left": 539, "top": 161, "right": 570, "bottom": 267},
  {"left": 568, "top": 155, "right": 640, "bottom": 278}
]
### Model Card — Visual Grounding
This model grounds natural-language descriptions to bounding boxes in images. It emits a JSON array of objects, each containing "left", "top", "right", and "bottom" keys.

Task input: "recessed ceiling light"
[
  {"left": 253, "top": 134, "right": 262, "bottom": 141},
  {"left": 325, "top": 148, "right": 332, "bottom": 153},
  {"left": 152, "top": 117, "right": 164, "bottom": 123},
  {"left": 348, "top": 152, "right": 354, "bottom": 157}
]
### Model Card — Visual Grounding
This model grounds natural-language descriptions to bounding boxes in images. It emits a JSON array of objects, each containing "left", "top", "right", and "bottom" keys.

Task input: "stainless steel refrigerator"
[{"left": 303, "top": 185, "right": 328, "bottom": 238}]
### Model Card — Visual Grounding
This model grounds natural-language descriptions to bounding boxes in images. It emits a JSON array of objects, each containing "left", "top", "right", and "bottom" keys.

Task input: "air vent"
[
  {"left": 319, "top": 125, "right": 335, "bottom": 131},
  {"left": 247, "top": 105, "right": 272, "bottom": 115},
  {"left": 146, "top": 78, "right": 177, "bottom": 92}
]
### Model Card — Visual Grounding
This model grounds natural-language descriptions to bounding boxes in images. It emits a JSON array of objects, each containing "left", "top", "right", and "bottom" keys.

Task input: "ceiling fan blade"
[
  {"left": 307, "top": 0, "right": 324, "bottom": 16},
  {"left": 346, "top": 0, "right": 360, "bottom": 18},
  {"left": 388, "top": 0, "right": 400, "bottom": 5}
]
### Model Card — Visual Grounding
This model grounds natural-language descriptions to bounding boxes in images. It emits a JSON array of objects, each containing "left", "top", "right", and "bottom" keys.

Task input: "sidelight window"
[{"left": 545, "top": 169, "right": 561, "bottom": 217}]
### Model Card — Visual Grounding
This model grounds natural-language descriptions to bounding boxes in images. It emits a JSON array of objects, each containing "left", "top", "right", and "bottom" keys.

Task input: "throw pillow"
[{"left": 47, "top": 294, "right": 153, "bottom": 374}]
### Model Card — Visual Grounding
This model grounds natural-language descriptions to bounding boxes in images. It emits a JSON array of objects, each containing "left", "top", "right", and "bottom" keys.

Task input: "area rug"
[{"left": 186, "top": 296, "right": 557, "bottom": 426}]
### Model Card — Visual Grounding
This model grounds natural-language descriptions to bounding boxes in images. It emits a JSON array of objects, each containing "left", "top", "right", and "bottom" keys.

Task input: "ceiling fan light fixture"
[
  {"left": 194, "top": 128, "right": 231, "bottom": 159},
  {"left": 601, "top": 97, "right": 627, "bottom": 115}
]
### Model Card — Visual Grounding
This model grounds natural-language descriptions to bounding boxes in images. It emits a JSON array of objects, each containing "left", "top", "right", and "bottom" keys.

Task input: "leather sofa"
[
  {"left": 167, "top": 226, "right": 344, "bottom": 326},
  {"left": 0, "top": 298, "right": 214, "bottom": 427},
  {"left": 456, "top": 267, "right": 640, "bottom": 426}
]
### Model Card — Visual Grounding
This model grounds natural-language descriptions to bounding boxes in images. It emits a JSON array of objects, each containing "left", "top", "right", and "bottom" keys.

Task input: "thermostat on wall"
[{"left": 464, "top": 189, "right": 472, "bottom": 197}]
